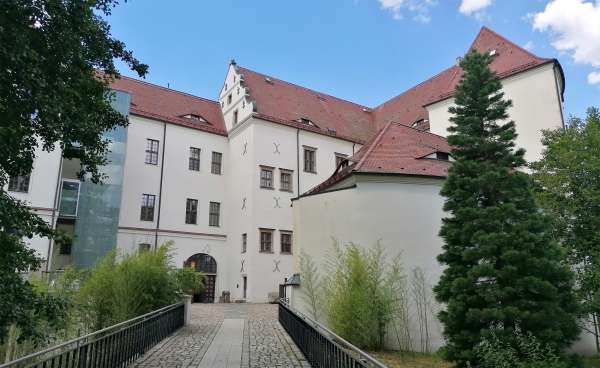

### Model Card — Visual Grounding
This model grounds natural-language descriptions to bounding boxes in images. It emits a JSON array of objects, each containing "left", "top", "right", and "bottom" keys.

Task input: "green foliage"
[
  {"left": 174, "top": 266, "right": 205, "bottom": 296},
  {"left": 473, "top": 331, "right": 572, "bottom": 368},
  {"left": 323, "top": 241, "right": 404, "bottom": 350},
  {"left": 0, "top": 0, "right": 146, "bottom": 343},
  {"left": 298, "top": 251, "right": 322, "bottom": 321},
  {"left": 433, "top": 50, "right": 579, "bottom": 367},
  {"left": 78, "top": 243, "right": 184, "bottom": 330},
  {"left": 531, "top": 107, "right": 600, "bottom": 351}
]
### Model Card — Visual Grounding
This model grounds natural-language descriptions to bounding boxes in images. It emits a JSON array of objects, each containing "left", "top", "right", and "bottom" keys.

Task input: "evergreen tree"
[{"left": 433, "top": 50, "right": 579, "bottom": 367}]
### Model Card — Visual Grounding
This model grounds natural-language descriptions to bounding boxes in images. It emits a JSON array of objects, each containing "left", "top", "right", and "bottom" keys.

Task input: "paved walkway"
[{"left": 133, "top": 303, "right": 310, "bottom": 368}]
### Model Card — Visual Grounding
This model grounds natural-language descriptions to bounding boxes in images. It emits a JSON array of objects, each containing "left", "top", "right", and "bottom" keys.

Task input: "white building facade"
[{"left": 8, "top": 27, "right": 568, "bottom": 308}]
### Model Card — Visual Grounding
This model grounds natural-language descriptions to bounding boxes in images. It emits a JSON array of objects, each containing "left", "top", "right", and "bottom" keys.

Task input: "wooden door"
[{"left": 194, "top": 275, "right": 216, "bottom": 303}]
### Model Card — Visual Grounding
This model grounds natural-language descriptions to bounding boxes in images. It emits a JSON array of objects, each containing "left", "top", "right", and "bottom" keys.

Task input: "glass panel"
[{"left": 59, "top": 181, "right": 80, "bottom": 216}]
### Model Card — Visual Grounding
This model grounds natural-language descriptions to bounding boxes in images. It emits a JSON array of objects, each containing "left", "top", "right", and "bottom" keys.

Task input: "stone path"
[{"left": 133, "top": 303, "right": 310, "bottom": 368}]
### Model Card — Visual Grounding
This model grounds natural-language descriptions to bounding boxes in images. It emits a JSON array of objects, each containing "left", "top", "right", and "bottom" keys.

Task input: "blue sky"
[{"left": 108, "top": 0, "right": 600, "bottom": 120}]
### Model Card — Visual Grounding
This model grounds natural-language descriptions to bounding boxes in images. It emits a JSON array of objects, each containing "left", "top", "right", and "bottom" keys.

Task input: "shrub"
[
  {"left": 174, "top": 266, "right": 205, "bottom": 296},
  {"left": 323, "top": 241, "right": 405, "bottom": 350},
  {"left": 472, "top": 331, "right": 573, "bottom": 368}
]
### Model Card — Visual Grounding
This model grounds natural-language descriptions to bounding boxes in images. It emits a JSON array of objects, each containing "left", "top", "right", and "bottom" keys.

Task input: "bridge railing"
[
  {"left": 278, "top": 299, "right": 388, "bottom": 368},
  {"left": 0, "top": 302, "right": 184, "bottom": 368}
]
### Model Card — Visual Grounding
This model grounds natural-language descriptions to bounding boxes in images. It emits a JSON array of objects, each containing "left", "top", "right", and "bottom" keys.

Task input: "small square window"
[
  {"left": 140, "top": 194, "right": 156, "bottom": 221},
  {"left": 242, "top": 233, "right": 247, "bottom": 253},
  {"left": 189, "top": 147, "right": 201, "bottom": 171},
  {"left": 280, "top": 231, "right": 292, "bottom": 254},
  {"left": 139, "top": 243, "right": 151, "bottom": 252},
  {"left": 260, "top": 229, "right": 273, "bottom": 253},
  {"left": 8, "top": 175, "right": 30, "bottom": 193},
  {"left": 260, "top": 167, "right": 274, "bottom": 189},
  {"left": 211, "top": 152, "right": 223, "bottom": 175},
  {"left": 280, "top": 170, "right": 293, "bottom": 192},
  {"left": 185, "top": 198, "right": 198, "bottom": 225},
  {"left": 145, "top": 139, "right": 159, "bottom": 165},
  {"left": 209, "top": 202, "right": 220, "bottom": 227}
]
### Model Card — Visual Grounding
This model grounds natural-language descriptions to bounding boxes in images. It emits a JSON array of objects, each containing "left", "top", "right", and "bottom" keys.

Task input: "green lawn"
[
  {"left": 585, "top": 356, "right": 600, "bottom": 368},
  {"left": 369, "top": 351, "right": 451, "bottom": 368}
]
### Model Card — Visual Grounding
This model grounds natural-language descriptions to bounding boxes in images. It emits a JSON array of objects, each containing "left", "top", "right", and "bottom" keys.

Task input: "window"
[
  {"left": 209, "top": 202, "right": 220, "bottom": 227},
  {"left": 237, "top": 87, "right": 240, "bottom": 95},
  {"left": 59, "top": 241, "right": 72, "bottom": 255},
  {"left": 227, "top": 94, "right": 232, "bottom": 105},
  {"left": 436, "top": 152, "right": 450, "bottom": 161},
  {"left": 139, "top": 243, "right": 151, "bottom": 252},
  {"left": 304, "top": 147, "right": 317, "bottom": 173},
  {"left": 233, "top": 109, "right": 239, "bottom": 125},
  {"left": 8, "top": 174, "right": 30, "bottom": 193},
  {"left": 335, "top": 153, "right": 348, "bottom": 169},
  {"left": 59, "top": 180, "right": 80, "bottom": 216},
  {"left": 211, "top": 152, "right": 223, "bottom": 174},
  {"left": 145, "top": 139, "right": 159, "bottom": 165},
  {"left": 260, "top": 229, "right": 273, "bottom": 253},
  {"left": 242, "top": 233, "right": 247, "bottom": 253},
  {"left": 280, "top": 231, "right": 293, "bottom": 254},
  {"left": 140, "top": 194, "right": 156, "bottom": 221},
  {"left": 185, "top": 198, "right": 198, "bottom": 224},
  {"left": 280, "top": 170, "right": 293, "bottom": 192},
  {"left": 189, "top": 147, "right": 201, "bottom": 171},
  {"left": 260, "top": 166, "right": 274, "bottom": 189}
]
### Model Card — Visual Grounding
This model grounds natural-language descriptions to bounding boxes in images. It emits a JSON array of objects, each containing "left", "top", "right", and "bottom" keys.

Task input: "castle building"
[{"left": 6, "top": 27, "right": 565, "bottom": 307}]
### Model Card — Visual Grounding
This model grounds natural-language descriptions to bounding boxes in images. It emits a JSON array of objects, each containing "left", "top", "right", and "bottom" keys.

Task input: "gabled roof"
[
  {"left": 303, "top": 123, "right": 451, "bottom": 196},
  {"left": 373, "top": 27, "right": 556, "bottom": 129},
  {"left": 236, "top": 66, "right": 377, "bottom": 144},
  {"left": 110, "top": 76, "right": 227, "bottom": 136}
]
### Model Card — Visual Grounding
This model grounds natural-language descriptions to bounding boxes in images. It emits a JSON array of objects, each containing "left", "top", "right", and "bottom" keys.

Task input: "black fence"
[
  {"left": 0, "top": 302, "right": 185, "bottom": 368},
  {"left": 278, "top": 300, "right": 388, "bottom": 368}
]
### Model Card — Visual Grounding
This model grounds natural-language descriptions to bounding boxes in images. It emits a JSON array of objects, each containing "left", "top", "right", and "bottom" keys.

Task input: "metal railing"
[
  {"left": 278, "top": 299, "right": 388, "bottom": 368},
  {"left": 0, "top": 302, "right": 185, "bottom": 368}
]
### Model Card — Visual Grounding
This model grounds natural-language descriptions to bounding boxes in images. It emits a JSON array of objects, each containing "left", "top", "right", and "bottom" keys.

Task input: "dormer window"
[
  {"left": 299, "top": 117, "right": 318, "bottom": 128},
  {"left": 436, "top": 152, "right": 450, "bottom": 161},
  {"left": 182, "top": 114, "right": 208, "bottom": 123}
]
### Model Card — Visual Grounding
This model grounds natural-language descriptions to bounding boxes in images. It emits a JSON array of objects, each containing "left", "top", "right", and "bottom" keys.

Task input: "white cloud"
[
  {"left": 378, "top": 0, "right": 437, "bottom": 22},
  {"left": 459, "top": 0, "right": 493, "bottom": 15},
  {"left": 532, "top": 0, "right": 600, "bottom": 68},
  {"left": 523, "top": 41, "right": 535, "bottom": 51},
  {"left": 589, "top": 71, "right": 600, "bottom": 85}
]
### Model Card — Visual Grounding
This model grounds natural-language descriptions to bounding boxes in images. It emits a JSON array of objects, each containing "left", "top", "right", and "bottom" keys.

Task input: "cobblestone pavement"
[{"left": 133, "top": 303, "right": 310, "bottom": 368}]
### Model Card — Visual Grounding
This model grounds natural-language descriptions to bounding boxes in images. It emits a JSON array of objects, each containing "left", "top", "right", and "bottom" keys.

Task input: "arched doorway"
[{"left": 184, "top": 253, "right": 217, "bottom": 303}]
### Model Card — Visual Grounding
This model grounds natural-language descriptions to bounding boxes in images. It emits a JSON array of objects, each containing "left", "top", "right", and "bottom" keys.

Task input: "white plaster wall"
[
  {"left": 292, "top": 175, "right": 447, "bottom": 351},
  {"left": 4, "top": 144, "right": 62, "bottom": 260},
  {"left": 427, "top": 63, "right": 564, "bottom": 162}
]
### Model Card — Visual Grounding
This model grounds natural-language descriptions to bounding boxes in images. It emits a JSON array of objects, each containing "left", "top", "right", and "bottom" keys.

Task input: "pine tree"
[{"left": 433, "top": 50, "right": 579, "bottom": 367}]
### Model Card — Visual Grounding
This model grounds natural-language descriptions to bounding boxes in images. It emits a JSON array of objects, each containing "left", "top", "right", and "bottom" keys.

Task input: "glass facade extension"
[{"left": 71, "top": 90, "right": 131, "bottom": 268}]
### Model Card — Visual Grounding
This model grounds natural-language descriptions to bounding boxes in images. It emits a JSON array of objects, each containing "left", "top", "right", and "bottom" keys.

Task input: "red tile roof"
[
  {"left": 303, "top": 123, "right": 451, "bottom": 196},
  {"left": 110, "top": 76, "right": 227, "bottom": 136},
  {"left": 237, "top": 66, "right": 377, "bottom": 143},
  {"left": 373, "top": 27, "right": 555, "bottom": 129}
]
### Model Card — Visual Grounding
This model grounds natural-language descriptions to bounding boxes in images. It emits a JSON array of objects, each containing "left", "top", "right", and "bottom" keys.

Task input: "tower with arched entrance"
[{"left": 184, "top": 253, "right": 217, "bottom": 303}]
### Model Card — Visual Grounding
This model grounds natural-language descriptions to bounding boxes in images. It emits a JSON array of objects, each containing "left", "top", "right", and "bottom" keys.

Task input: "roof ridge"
[
  {"left": 473, "top": 26, "right": 548, "bottom": 62},
  {"left": 374, "top": 64, "right": 459, "bottom": 111},
  {"left": 237, "top": 66, "right": 372, "bottom": 110},
  {"left": 117, "top": 75, "right": 220, "bottom": 105},
  {"left": 355, "top": 121, "right": 394, "bottom": 171}
]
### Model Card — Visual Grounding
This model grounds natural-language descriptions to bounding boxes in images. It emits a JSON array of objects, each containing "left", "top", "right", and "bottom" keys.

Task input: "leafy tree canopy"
[
  {"left": 0, "top": 0, "right": 146, "bottom": 343},
  {"left": 531, "top": 107, "right": 600, "bottom": 351},
  {"left": 433, "top": 50, "right": 579, "bottom": 367}
]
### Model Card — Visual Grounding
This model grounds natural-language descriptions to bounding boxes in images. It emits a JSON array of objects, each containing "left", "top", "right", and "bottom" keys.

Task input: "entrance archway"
[{"left": 184, "top": 253, "right": 217, "bottom": 303}]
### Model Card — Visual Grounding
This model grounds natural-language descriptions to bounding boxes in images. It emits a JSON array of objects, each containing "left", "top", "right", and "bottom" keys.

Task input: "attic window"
[
  {"left": 182, "top": 114, "right": 207, "bottom": 123},
  {"left": 436, "top": 152, "right": 450, "bottom": 161},
  {"left": 411, "top": 119, "right": 424, "bottom": 128},
  {"left": 317, "top": 95, "right": 326, "bottom": 101},
  {"left": 327, "top": 128, "right": 337, "bottom": 136},
  {"left": 265, "top": 77, "right": 274, "bottom": 85},
  {"left": 299, "top": 117, "right": 318, "bottom": 128},
  {"left": 489, "top": 49, "right": 498, "bottom": 57}
]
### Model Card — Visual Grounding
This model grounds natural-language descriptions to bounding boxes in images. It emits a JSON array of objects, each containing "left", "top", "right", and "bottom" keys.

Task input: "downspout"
[
  {"left": 296, "top": 128, "right": 300, "bottom": 199},
  {"left": 155, "top": 122, "right": 167, "bottom": 249},
  {"left": 45, "top": 155, "right": 64, "bottom": 272},
  {"left": 352, "top": 143, "right": 356, "bottom": 155}
]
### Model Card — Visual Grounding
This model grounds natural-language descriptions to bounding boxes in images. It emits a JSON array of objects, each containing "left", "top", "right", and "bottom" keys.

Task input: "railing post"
[{"left": 183, "top": 295, "right": 192, "bottom": 326}]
